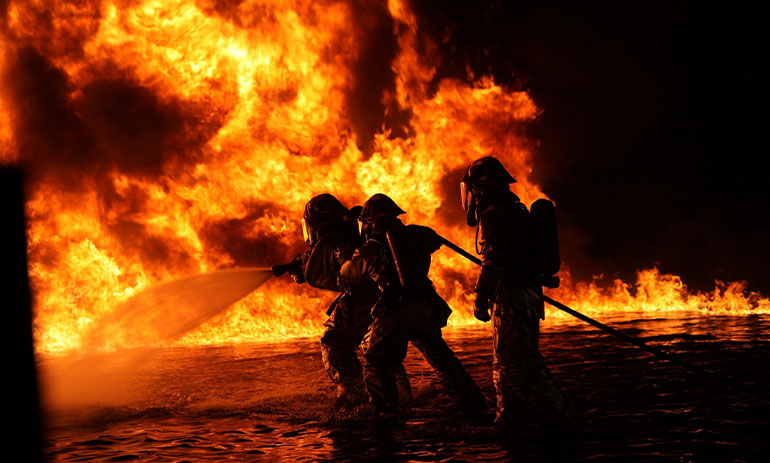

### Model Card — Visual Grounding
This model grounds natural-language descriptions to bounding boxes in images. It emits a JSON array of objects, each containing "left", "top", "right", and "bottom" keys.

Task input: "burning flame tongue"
[{"left": 0, "top": 0, "right": 767, "bottom": 354}]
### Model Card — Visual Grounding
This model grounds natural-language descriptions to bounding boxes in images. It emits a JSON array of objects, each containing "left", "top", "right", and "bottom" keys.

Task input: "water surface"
[{"left": 41, "top": 313, "right": 770, "bottom": 461}]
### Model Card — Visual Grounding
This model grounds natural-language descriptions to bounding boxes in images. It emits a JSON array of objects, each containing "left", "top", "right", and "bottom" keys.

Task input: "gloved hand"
[
  {"left": 272, "top": 260, "right": 305, "bottom": 283},
  {"left": 271, "top": 263, "right": 291, "bottom": 277},
  {"left": 473, "top": 295, "right": 492, "bottom": 322},
  {"left": 287, "top": 265, "right": 306, "bottom": 284}
]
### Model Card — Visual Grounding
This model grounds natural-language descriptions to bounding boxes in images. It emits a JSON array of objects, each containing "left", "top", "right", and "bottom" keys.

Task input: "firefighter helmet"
[
  {"left": 461, "top": 156, "right": 516, "bottom": 226},
  {"left": 360, "top": 193, "right": 406, "bottom": 221},
  {"left": 358, "top": 194, "right": 405, "bottom": 241},
  {"left": 462, "top": 156, "right": 516, "bottom": 187},
  {"left": 301, "top": 193, "right": 349, "bottom": 245}
]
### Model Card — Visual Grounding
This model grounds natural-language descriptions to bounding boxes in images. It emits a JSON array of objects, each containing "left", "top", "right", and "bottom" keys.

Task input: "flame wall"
[{"left": 1, "top": 0, "right": 767, "bottom": 354}]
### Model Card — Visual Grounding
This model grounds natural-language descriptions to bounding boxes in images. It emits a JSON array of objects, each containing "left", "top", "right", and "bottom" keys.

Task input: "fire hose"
[{"left": 438, "top": 235, "right": 768, "bottom": 400}]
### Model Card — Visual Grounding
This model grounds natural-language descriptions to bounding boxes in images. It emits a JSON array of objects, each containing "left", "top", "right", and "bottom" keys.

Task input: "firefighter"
[
  {"left": 272, "top": 194, "right": 410, "bottom": 407},
  {"left": 340, "top": 193, "right": 486, "bottom": 413},
  {"left": 460, "top": 156, "right": 574, "bottom": 429}
]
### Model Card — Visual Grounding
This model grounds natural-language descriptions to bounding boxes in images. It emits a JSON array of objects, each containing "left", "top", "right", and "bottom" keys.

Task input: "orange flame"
[{"left": 1, "top": 0, "right": 767, "bottom": 354}]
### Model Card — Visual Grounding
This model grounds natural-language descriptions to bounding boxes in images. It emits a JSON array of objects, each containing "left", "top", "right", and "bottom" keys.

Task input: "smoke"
[
  {"left": 344, "top": 0, "right": 404, "bottom": 153},
  {"left": 3, "top": 46, "right": 96, "bottom": 188},
  {"left": 77, "top": 78, "right": 187, "bottom": 175},
  {"left": 3, "top": 44, "right": 232, "bottom": 278},
  {"left": 199, "top": 202, "right": 303, "bottom": 267},
  {"left": 4, "top": 47, "right": 222, "bottom": 181}
]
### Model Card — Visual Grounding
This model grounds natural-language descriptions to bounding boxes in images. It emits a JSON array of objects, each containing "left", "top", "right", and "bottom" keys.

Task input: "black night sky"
[{"left": 413, "top": 0, "right": 769, "bottom": 294}]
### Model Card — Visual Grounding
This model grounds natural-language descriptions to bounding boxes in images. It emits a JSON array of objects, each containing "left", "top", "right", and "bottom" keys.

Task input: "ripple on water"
[{"left": 41, "top": 314, "right": 770, "bottom": 462}]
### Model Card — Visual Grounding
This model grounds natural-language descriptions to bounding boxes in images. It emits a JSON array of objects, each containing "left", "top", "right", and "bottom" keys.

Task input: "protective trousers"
[
  {"left": 362, "top": 297, "right": 485, "bottom": 412},
  {"left": 320, "top": 295, "right": 410, "bottom": 402},
  {"left": 492, "top": 288, "right": 573, "bottom": 426}
]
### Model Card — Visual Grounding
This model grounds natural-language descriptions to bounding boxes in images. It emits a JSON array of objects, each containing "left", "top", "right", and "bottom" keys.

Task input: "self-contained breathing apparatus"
[
  {"left": 461, "top": 156, "right": 561, "bottom": 289},
  {"left": 353, "top": 194, "right": 450, "bottom": 324}
]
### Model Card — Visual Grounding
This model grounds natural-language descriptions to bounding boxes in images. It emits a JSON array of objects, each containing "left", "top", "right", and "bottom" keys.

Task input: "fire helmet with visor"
[
  {"left": 358, "top": 193, "right": 405, "bottom": 240},
  {"left": 461, "top": 156, "right": 516, "bottom": 226},
  {"left": 302, "top": 193, "right": 350, "bottom": 246}
]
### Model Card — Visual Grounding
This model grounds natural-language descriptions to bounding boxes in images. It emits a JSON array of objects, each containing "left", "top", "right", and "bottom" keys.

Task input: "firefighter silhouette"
[
  {"left": 340, "top": 193, "right": 486, "bottom": 412},
  {"left": 273, "top": 194, "right": 410, "bottom": 407},
  {"left": 461, "top": 156, "right": 574, "bottom": 428}
]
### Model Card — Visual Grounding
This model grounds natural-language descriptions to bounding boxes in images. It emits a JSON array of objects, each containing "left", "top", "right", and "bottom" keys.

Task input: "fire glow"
[{"left": 1, "top": 0, "right": 768, "bottom": 354}]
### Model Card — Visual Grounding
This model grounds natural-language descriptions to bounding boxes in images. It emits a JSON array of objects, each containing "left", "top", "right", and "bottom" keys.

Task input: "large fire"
[{"left": 1, "top": 0, "right": 767, "bottom": 354}]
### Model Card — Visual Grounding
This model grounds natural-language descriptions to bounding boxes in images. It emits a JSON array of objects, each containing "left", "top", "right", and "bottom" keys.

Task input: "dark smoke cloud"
[
  {"left": 344, "top": 0, "right": 412, "bottom": 154},
  {"left": 199, "top": 201, "right": 304, "bottom": 268},
  {"left": 410, "top": 0, "right": 770, "bottom": 293},
  {"left": 344, "top": 0, "right": 394, "bottom": 150},
  {"left": 4, "top": 47, "right": 223, "bottom": 183},
  {"left": 200, "top": 0, "right": 252, "bottom": 26},
  {"left": 3, "top": 46, "right": 226, "bottom": 273},
  {"left": 99, "top": 180, "right": 196, "bottom": 271},
  {"left": 3, "top": 46, "right": 97, "bottom": 190},
  {"left": 0, "top": 0, "right": 9, "bottom": 28},
  {"left": 77, "top": 78, "right": 186, "bottom": 176}
]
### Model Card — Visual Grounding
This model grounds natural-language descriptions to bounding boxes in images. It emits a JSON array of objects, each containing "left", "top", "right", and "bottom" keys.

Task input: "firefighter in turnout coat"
[
  {"left": 461, "top": 156, "right": 574, "bottom": 428},
  {"left": 273, "top": 194, "right": 410, "bottom": 406},
  {"left": 340, "top": 193, "right": 486, "bottom": 413}
]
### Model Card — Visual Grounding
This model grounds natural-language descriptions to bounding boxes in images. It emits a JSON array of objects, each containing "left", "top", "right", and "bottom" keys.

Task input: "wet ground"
[{"left": 39, "top": 313, "right": 770, "bottom": 462}]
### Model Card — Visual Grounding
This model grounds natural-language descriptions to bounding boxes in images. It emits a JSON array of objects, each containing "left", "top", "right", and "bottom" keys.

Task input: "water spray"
[{"left": 84, "top": 268, "right": 275, "bottom": 350}]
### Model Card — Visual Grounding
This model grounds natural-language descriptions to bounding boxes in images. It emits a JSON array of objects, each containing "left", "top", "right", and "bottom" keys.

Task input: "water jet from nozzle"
[{"left": 82, "top": 268, "right": 275, "bottom": 351}]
